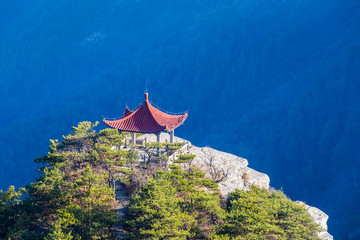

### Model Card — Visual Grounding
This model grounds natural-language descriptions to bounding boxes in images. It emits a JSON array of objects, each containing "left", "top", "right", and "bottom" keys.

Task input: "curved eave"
[{"left": 165, "top": 112, "right": 188, "bottom": 132}]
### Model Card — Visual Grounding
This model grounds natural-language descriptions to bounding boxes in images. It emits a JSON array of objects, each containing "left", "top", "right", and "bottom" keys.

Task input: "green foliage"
[
  {"left": 0, "top": 186, "right": 26, "bottom": 238},
  {"left": 117, "top": 167, "right": 135, "bottom": 184},
  {"left": 71, "top": 121, "right": 99, "bottom": 136},
  {"left": 4, "top": 163, "right": 117, "bottom": 239},
  {"left": 0, "top": 122, "right": 124, "bottom": 239},
  {"left": 35, "top": 122, "right": 128, "bottom": 174},
  {"left": 124, "top": 166, "right": 224, "bottom": 239},
  {"left": 45, "top": 219, "right": 74, "bottom": 240},
  {"left": 126, "top": 148, "right": 140, "bottom": 167},
  {"left": 59, "top": 165, "right": 116, "bottom": 239},
  {"left": 118, "top": 168, "right": 135, "bottom": 175},
  {"left": 35, "top": 123, "right": 127, "bottom": 171},
  {"left": 163, "top": 142, "right": 183, "bottom": 156},
  {"left": 214, "top": 186, "right": 322, "bottom": 240},
  {"left": 145, "top": 141, "right": 164, "bottom": 150},
  {"left": 124, "top": 177, "right": 196, "bottom": 239},
  {"left": 138, "top": 141, "right": 164, "bottom": 163},
  {"left": 174, "top": 154, "right": 196, "bottom": 163},
  {"left": 0, "top": 185, "right": 24, "bottom": 206}
]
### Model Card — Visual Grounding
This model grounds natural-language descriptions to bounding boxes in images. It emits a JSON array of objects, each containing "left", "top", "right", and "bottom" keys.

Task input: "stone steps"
[{"left": 112, "top": 180, "right": 129, "bottom": 238}]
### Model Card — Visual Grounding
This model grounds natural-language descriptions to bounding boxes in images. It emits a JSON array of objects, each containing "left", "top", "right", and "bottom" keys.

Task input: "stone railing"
[{"left": 167, "top": 141, "right": 192, "bottom": 163}]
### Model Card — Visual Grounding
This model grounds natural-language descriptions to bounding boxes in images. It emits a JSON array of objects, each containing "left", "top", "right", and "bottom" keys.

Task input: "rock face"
[
  {"left": 139, "top": 133, "right": 333, "bottom": 239},
  {"left": 306, "top": 205, "right": 333, "bottom": 240},
  {"left": 187, "top": 146, "right": 270, "bottom": 195}
]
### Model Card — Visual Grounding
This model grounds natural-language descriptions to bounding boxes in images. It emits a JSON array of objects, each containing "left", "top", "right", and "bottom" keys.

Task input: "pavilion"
[{"left": 103, "top": 93, "right": 188, "bottom": 144}]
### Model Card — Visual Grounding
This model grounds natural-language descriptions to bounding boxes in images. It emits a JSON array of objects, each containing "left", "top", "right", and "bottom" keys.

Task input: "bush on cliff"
[{"left": 214, "top": 186, "right": 321, "bottom": 240}]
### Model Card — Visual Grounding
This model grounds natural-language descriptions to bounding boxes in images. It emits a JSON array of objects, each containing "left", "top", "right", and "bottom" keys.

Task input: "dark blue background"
[{"left": 1, "top": 1, "right": 359, "bottom": 238}]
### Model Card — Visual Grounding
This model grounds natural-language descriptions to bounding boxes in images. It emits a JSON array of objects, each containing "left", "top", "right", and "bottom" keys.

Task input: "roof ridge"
[{"left": 144, "top": 101, "right": 166, "bottom": 132}]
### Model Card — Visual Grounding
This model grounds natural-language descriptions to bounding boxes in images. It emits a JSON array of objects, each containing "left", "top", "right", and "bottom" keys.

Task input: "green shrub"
[
  {"left": 123, "top": 167, "right": 224, "bottom": 239},
  {"left": 118, "top": 168, "right": 134, "bottom": 175},
  {"left": 126, "top": 148, "right": 140, "bottom": 166},
  {"left": 174, "top": 154, "right": 196, "bottom": 163},
  {"left": 214, "top": 186, "right": 321, "bottom": 240}
]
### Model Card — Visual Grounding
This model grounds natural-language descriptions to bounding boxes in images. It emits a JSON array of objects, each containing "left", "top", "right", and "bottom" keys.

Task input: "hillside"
[{"left": 0, "top": 122, "right": 332, "bottom": 239}]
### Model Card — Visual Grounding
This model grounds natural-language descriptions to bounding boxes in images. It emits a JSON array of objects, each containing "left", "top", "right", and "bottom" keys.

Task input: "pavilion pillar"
[
  {"left": 132, "top": 132, "right": 136, "bottom": 146},
  {"left": 170, "top": 130, "right": 174, "bottom": 143},
  {"left": 156, "top": 132, "right": 161, "bottom": 155}
]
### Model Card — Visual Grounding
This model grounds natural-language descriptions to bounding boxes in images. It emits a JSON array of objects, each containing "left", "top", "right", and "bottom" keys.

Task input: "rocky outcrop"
[
  {"left": 306, "top": 204, "right": 333, "bottom": 240},
  {"left": 187, "top": 146, "right": 270, "bottom": 195}
]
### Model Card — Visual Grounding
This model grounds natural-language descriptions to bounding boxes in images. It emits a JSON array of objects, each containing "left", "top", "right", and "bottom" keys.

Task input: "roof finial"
[
  {"left": 145, "top": 79, "right": 148, "bottom": 94},
  {"left": 144, "top": 92, "right": 149, "bottom": 101}
]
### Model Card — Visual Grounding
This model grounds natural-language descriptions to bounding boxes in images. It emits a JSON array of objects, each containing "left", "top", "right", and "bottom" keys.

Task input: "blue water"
[{"left": 1, "top": 0, "right": 359, "bottom": 238}]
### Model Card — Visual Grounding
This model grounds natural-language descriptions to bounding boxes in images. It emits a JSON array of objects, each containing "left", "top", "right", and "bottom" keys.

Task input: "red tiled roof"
[{"left": 103, "top": 93, "right": 188, "bottom": 133}]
